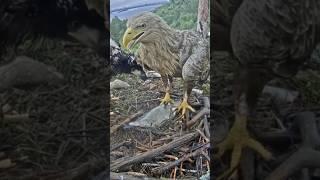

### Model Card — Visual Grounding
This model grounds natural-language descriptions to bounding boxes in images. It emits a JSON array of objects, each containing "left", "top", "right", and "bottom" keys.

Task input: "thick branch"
[
  {"left": 152, "top": 143, "right": 209, "bottom": 174},
  {"left": 266, "top": 112, "right": 320, "bottom": 180},
  {"left": 110, "top": 131, "right": 199, "bottom": 171}
]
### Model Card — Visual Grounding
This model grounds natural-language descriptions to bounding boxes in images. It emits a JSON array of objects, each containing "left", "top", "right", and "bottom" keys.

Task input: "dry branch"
[
  {"left": 110, "top": 131, "right": 199, "bottom": 171},
  {"left": 152, "top": 143, "right": 210, "bottom": 174},
  {"left": 186, "top": 97, "right": 210, "bottom": 128},
  {"left": 111, "top": 172, "right": 156, "bottom": 180},
  {"left": 266, "top": 112, "right": 320, "bottom": 180},
  {"left": 111, "top": 141, "right": 133, "bottom": 151}
]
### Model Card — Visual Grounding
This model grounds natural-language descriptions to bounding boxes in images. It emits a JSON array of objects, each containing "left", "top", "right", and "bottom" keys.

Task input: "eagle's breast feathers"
[{"left": 136, "top": 29, "right": 209, "bottom": 81}]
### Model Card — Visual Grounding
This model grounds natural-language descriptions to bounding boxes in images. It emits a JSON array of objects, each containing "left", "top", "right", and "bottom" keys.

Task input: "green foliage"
[
  {"left": 110, "top": 16, "right": 127, "bottom": 46},
  {"left": 155, "top": 0, "right": 198, "bottom": 30},
  {"left": 110, "top": 0, "right": 199, "bottom": 50}
]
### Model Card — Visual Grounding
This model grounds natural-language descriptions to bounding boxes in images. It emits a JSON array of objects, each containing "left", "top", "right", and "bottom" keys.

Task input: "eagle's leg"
[
  {"left": 160, "top": 76, "right": 174, "bottom": 105},
  {"left": 216, "top": 67, "right": 272, "bottom": 179},
  {"left": 177, "top": 81, "right": 195, "bottom": 117}
]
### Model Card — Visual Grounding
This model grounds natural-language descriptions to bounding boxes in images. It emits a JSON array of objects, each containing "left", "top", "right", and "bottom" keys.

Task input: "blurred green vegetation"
[
  {"left": 155, "top": 0, "right": 198, "bottom": 30},
  {"left": 110, "top": 16, "right": 127, "bottom": 47},
  {"left": 110, "top": 0, "right": 198, "bottom": 49}
]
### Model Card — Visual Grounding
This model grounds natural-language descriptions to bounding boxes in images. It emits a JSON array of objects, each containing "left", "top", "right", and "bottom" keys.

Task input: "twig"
[
  {"left": 180, "top": 162, "right": 184, "bottom": 176},
  {"left": 110, "top": 172, "right": 160, "bottom": 180},
  {"left": 201, "top": 150, "right": 210, "bottom": 161},
  {"left": 179, "top": 168, "right": 198, "bottom": 173},
  {"left": 196, "top": 129, "right": 209, "bottom": 142},
  {"left": 136, "top": 145, "right": 149, "bottom": 152},
  {"left": 110, "top": 131, "right": 199, "bottom": 171},
  {"left": 111, "top": 141, "right": 133, "bottom": 151},
  {"left": 164, "top": 154, "right": 178, "bottom": 160},
  {"left": 203, "top": 115, "right": 210, "bottom": 139},
  {"left": 110, "top": 110, "right": 143, "bottom": 134},
  {"left": 186, "top": 97, "right": 210, "bottom": 128},
  {"left": 152, "top": 143, "right": 209, "bottom": 174},
  {"left": 186, "top": 108, "right": 210, "bottom": 128},
  {"left": 173, "top": 166, "right": 177, "bottom": 179}
]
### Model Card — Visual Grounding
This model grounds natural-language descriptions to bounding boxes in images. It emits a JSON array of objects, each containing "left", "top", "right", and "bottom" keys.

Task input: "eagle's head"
[{"left": 122, "top": 12, "right": 172, "bottom": 49}]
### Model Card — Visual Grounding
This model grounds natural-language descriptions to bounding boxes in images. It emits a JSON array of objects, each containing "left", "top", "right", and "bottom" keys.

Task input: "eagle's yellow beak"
[{"left": 122, "top": 27, "right": 143, "bottom": 49}]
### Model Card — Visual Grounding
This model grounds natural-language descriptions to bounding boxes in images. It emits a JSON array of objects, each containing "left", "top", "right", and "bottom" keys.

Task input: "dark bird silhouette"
[
  {"left": 213, "top": 0, "right": 320, "bottom": 179},
  {"left": 110, "top": 39, "right": 147, "bottom": 80}
]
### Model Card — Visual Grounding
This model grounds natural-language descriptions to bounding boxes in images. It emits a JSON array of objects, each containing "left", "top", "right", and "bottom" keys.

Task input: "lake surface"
[
  {"left": 110, "top": 0, "right": 169, "bottom": 20},
  {"left": 111, "top": 4, "right": 164, "bottom": 20}
]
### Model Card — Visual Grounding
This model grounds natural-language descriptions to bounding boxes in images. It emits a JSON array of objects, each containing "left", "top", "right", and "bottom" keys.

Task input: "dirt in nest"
[
  {"left": 212, "top": 51, "right": 320, "bottom": 179},
  {"left": 0, "top": 41, "right": 108, "bottom": 180}
]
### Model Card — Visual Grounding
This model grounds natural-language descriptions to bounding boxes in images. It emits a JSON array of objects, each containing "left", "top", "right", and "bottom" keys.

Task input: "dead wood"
[
  {"left": 110, "top": 172, "right": 196, "bottom": 180},
  {"left": 196, "top": 129, "right": 209, "bottom": 142},
  {"left": 203, "top": 115, "right": 210, "bottom": 139},
  {"left": 186, "top": 97, "right": 210, "bottom": 128},
  {"left": 111, "top": 141, "right": 134, "bottom": 151},
  {"left": 111, "top": 172, "right": 156, "bottom": 180},
  {"left": 266, "top": 112, "right": 320, "bottom": 180},
  {"left": 110, "top": 131, "right": 199, "bottom": 172},
  {"left": 152, "top": 143, "right": 209, "bottom": 174}
]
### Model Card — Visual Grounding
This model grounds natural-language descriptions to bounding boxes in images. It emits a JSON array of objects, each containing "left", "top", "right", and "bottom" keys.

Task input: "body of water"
[
  {"left": 111, "top": 4, "right": 164, "bottom": 20},
  {"left": 110, "top": 0, "right": 169, "bottom": 20}
]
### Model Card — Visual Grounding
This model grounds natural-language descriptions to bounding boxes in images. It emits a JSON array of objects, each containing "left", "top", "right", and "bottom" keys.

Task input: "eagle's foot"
[
  {"left": 216, "top": 115, "right": 272, "bottom": 180},
  {"left": 176, "top": 99, "right": 195, "bottom": 117},
  {"left": 160, "top": 92, "right": 174, "bottom": 105}
]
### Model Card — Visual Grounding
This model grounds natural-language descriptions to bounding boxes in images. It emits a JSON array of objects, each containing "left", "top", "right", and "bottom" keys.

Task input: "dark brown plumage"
[{"left": 214, "top": 0, "right": 320, "bottom": 179}]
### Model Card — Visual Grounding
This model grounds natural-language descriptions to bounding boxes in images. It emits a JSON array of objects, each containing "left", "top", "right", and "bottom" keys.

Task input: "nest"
[
  {"left": 110, "top": 73, "right": 210, "bottom": 179},
  {"left": 0, "top": 41, "right": 108, "bottom": 179}
]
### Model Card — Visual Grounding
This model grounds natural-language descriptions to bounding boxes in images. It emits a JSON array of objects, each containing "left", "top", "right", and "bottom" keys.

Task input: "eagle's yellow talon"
[
  {"left": 216, "top": 115, "right": 272, "bottom": 180},
  {"left": 177, "top": 99, "right": 195, "bottom": 117},
  {"left": 160, "top": 92, "right": 174, "bottom": 105}
]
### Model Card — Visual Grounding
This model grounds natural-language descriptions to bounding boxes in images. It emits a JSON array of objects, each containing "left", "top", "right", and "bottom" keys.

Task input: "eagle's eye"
[{"left": 137, "top": 24, "right": 146, "bottom": 28}]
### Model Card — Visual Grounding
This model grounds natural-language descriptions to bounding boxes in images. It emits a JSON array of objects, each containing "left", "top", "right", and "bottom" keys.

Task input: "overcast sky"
[{"left": 110, "top": 0, "right": 169, "bottom": 10}]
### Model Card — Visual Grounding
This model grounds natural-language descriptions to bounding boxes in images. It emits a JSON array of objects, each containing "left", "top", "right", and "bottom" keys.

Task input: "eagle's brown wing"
[{"left": 179, "top": 31, "right": 209, "bottom": 86}]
